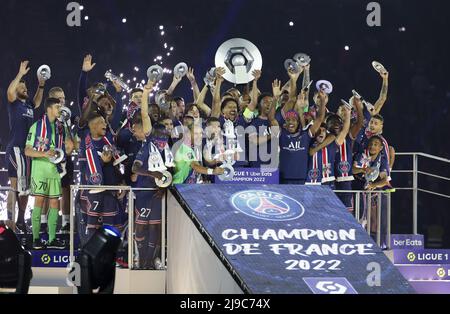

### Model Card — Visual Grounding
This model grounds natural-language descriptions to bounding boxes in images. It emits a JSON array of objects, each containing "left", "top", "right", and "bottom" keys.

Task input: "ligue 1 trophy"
[
  {"left": 37, "top": 65, "right": 51, "bottom": 81},
  {"left": 316, "top": 80, "right": 333, "bottom": 94},
  {"left": 365, "top": 165, "right": 380, "bottom": 189},
  {"left": 147, "top": 65, "right": 164, "bottom": 82},
  {"left": 49, "top": 148, "right": 65, "bottom": 164},
  {"left": 174, "top": 62, "right": 188, "bottom": 79},
  {"left": 372, "top": 60, "right": 388, "bottom": 75},
  {"left": 293, "top": 53, "right": 311, "bottom": 67},
  {"left": 215, "top": 38, "right": 263, "bottom": 84},
  {"left": 105, "top": 70, "right": 130, "bottom": 92},
  {"left": 98, "top": 145, "right": 128, "bottom": 166},
  {"left": 204, "top": 67, "right": 216, "bottom": 87},
  {"left": 284, "top": 59, "right": 301, "bottom": 74}
]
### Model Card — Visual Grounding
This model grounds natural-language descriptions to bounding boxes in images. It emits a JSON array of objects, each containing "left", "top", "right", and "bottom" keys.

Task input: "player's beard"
[{"left": 17, "top": 91, "right": 29, "bottom": 101}]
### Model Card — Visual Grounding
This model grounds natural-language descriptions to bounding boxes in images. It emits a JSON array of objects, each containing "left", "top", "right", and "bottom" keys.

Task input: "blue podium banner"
[
  {"left": 174, "top": 184, "right": 414, "bottom": 294},
  {"left": 215, "top": 168, "right": 279, "bottom": 184}
]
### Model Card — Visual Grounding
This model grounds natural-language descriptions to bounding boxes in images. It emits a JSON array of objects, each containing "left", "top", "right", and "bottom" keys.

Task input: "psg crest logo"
[
  {"left": 230, "top": 190, "right": 305, "bottom": 221},
  {"left": 309, "top": 169, "right": 320, "bottom": 180},
  {"left": 339, "top": 161, "right": 350, "bottom": 173}
]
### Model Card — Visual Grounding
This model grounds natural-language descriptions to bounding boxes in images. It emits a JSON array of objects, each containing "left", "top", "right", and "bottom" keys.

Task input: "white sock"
[
  {"left": 41, "top": 215, "right": 48, "bottom": 224},
  {"left": 62, "top": 215, "right": 70, "bottom": 226}
]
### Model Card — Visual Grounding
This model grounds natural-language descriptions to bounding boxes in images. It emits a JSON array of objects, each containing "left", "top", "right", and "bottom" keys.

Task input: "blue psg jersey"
[
  {"left": 306, "top": 141, "right": 338, "bottom": 184},
  {"left": 279, "top": 128, "right": 313, "bottom": 180},
  {"left": 134, "top": 135, "right": 169, "bottom": 189},
  {"left": 354, "top": 149, "right": 390, "bottom": 187},
  {"left": 117, "top": 128, "right": 144, "bottom": 186},
  {"left": 335, "top": 135, "right": 354, "bottom": 182},
  {"left": 7, "top": 99, "right": 35, "bottom": 150},
  {"left": 79, "top": 133, "right": 119, "bottom": 186}
]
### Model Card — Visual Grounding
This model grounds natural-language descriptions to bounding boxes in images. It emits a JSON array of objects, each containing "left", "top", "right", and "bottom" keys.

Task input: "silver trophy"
[
  {"left": 204, "top": 67, "right": 216, "bottom": 87},
  {"left": 372, "top": 61, "right": 387, "bottom": 74},
  {"left": 155, "top": 171, "right": 173, "bottom": 188},
  {"left": 316, "top": 80, "right": 333, "bottom": 94},
  {"left": 215, "top": 38, "right": 263, "bottom": 84},
  {"left": 58, "top": 106, "right": 72, "bottom": 124},
  {"left": 174, "top": 62, "right": 188, "bottom": 78},
  {"left": 365, "top": 166, "right": 380, "bottom": 183},
  {"left": 284, "top": 59, "right": 301, "bottom": 74},
  {"left": 105, "top": 70, "right": 130, "bottom": 92},
  {"left": 218, "top": 163, "right": 235, "bottom": 181},
  {"left": 37, "top": 65, "right": 51, "bottom": 81},
  {"left": 293, "top": 53, "right": 311, "bottom": 67},
  {"left": 49, "top": 148, "right": 65, "bottom": 164},
  {"left": 147, "top": 65, "right": 164, "bottom": 82}
]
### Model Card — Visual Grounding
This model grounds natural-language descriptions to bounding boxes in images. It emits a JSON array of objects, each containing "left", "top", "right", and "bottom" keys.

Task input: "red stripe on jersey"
[{"left": 86, "top": 149, "right": 98, "bottom": 175}]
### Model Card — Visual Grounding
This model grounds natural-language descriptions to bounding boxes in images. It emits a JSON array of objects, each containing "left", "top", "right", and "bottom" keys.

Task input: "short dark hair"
[
  {"left": 149, "top": 103, "right": 160, "bottom": 112},
  {"left": 19, "top": 79, "right": 26, "bottom": 85},
  {"left": 173, "top": 96, "right": 184, "bottom": 103},
  {"left": 257, "top": 93, "right": 273, "bottom": 111},
  {"left": 87, "top": 110, "right": 103, "bottom": 123},
  {"left": 220, "top": 97, "right": 238, "bottom": 112},
  {"left": 45, "top": 97, "right": 61, "bottom": 110},
  {"left": 206, "top": 117, "right": 220, "bottom": 126},
  {"left": 369, "top": 135, "right": 384, "bottom": 146},
  {"left": 372, "top": 114, "right": 384, "bottom": 123}
]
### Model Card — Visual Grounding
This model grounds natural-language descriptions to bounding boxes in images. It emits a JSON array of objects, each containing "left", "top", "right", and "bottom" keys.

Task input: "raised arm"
[
  {"left": 301, "top": 64, "right": 311, "bottom": 108},
  {"left": 371, "top": 71, "right": 389, "bottom": 116},
  {"left": 167, "top": 73, "right": 183, "bottom": 96},
  {"left": 141, "top": 79, "right": 154, "bottom": 135},
  {"left": 335, "top": 106, "right": 351, "bottom": 145},
  {"left": 33, "top": 73, "right": 46, "bottom": 109},
  {"left": 7, "top": 61, "right": 30, "bottom": 103},
  {"left": 196, "top": 84, "right": 211, "bottom": 117},
  {"left": 350, "top": 96, "right": 364, "bottom": 139},
  {"left": 295, "top": 89, "right": 308, "bottom": 129},
  {"left": 309, "top": 91, "right": 328, "bottom": 135},
  {"left": 109, "top": 81, "right": 124, "bottom": 132},
  {"left": 288, "top": 68, "right": 302, "bottom": 101},
  {"left": 78, "top": 55, "right": 96, "bottom": 113},
  {"left": 186, "top": 67, "right": 200, "bottom": 102},
  {"left": 248, "top": 69, "right": 262, "bottom": 112},
  {"left": 211, "top": 67, "right": 226, "bottom": 118}
]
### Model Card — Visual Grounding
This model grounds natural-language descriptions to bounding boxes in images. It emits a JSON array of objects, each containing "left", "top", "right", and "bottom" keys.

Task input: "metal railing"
[
  {"left": 1, "top": 151, "right": 449, "bottom": 254},
  {"left": 334, "top": 190, "right": 392, "bottom": 248},
  {"left": 391, "top": 152, "right": 450, "bottom": 234}
]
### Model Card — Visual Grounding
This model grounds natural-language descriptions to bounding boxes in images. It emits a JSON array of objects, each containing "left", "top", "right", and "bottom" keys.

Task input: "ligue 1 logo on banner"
[{"left": 230, "top": 190, "right": 305, "bottom": 221}]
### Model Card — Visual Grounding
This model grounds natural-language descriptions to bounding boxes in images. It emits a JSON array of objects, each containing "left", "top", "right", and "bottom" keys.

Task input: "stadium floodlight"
[
  {"left": 75, "top": 226, "right": 122, "bottom": 294},
  {"left": 0, "top": 222, "right": 33, "bottom": 294}
]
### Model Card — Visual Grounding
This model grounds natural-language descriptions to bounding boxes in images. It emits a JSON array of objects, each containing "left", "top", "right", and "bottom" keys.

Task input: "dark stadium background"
[{"left": 0, "top": 0, "right": 449, "bottom": 246}]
